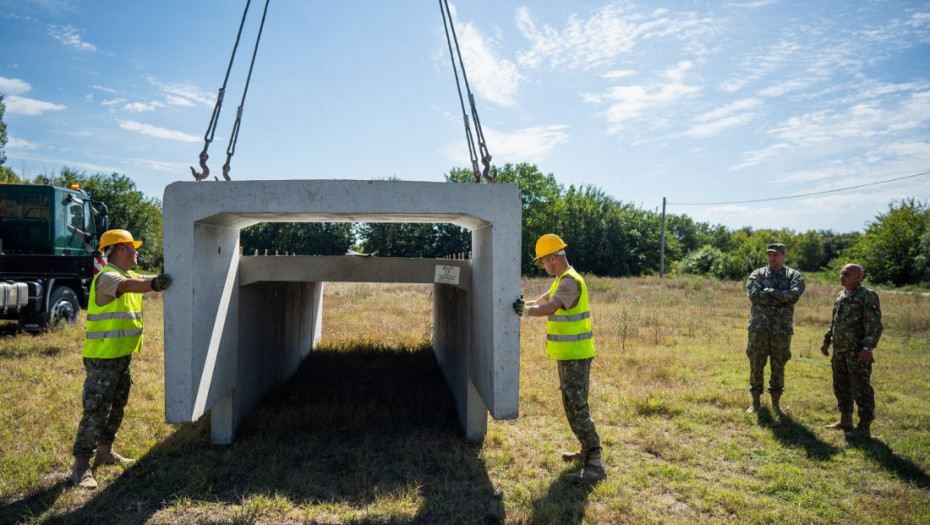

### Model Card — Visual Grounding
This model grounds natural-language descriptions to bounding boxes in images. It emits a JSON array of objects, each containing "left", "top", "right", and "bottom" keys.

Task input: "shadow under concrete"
[{"left": 8, "top": 342, "right": 503, "bottom": 525}]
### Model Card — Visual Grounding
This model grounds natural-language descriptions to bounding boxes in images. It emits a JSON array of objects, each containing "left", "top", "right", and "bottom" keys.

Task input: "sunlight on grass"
[{"left": 0, "top": 280, "right": 928, "bottom": 524}]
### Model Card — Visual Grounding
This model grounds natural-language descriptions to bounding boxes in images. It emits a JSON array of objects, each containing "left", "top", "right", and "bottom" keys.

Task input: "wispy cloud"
[
  {"left": 117, "top": 120, "right": 200, "bottom": 142},
  {"left": 5, "top": 95, "right": 65, "bottom": 115},
  {"left": 123, "top": 101, "right": 165, "bottom": 113},
  {"left": 440, "top": 5, "right": 525, "bottom": 107},
  {"left": 101, "top": 98, "right": 126, "bottom": 107},
  {"left": 441, "top": 124, "right": 569, "bottom": 164},
  {"left": 48, "top": 24, "right": 96, "bottom": 52},
  {"left": 515, "top": 3, "right": 716, "bottom": 71},
  {"left": 6, "top": 137, "right": 39, "bottom": 150},
  {"left": 583, "top": 61, "right": 701, "bottom": 133},
  {"left": 146, "top": 77, "right": 215, "bottom": 107},
  {"left": 680, "top": 98, "right": 761, "bottom": 138},
  {"left": 0, "top": 76, "right": 31, "bottom": 95}
]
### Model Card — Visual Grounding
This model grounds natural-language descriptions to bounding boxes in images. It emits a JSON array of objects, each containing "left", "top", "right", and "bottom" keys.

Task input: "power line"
[{"left": 669, "top": 170, "right": 930, "bottom": 206}]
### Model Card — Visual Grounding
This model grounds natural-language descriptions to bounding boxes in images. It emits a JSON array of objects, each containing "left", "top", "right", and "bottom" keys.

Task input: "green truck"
[{"left": 0, "top": 183, "right": 109, "bottom": 331}]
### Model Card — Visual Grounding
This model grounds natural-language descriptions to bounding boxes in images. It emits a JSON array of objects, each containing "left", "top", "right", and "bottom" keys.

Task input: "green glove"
[{"left": 151, "top": 273, "right": 172, "bottom": 292}]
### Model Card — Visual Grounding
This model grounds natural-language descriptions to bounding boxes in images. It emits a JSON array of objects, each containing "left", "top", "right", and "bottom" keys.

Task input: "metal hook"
[
  {"left": 222, "top": 162, "right": 232, "bottom": 181},
  {"left": 481, "top": 155, "right": 494, "bottom": 183},
  {"left": 190, "top": 151, "right": 210, "bottom": 181}
]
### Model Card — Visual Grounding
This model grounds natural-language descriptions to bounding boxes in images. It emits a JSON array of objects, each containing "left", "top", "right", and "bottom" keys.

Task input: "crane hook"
[{"left": 190, "top": 151, "right": 210, "bottom": 181}]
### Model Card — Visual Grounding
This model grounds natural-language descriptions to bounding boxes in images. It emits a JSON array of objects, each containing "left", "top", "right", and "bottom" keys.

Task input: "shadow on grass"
[
  {"left": 8, "top": 341, "right": 504, "bottom": 524},
  {"left": 849, "top": 437, "right": 930, "bottom": 490},
  {"left": 528, "top": 474, "right": 595, "bottom": 525},
  {"left": 756, "top": 408, "right": 841, "bottom": 460}
]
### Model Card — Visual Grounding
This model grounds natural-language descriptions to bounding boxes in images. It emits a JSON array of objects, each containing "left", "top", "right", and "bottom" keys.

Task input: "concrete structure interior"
[{"left": 162, "top": 180, "right": 521, "bottom": 443}]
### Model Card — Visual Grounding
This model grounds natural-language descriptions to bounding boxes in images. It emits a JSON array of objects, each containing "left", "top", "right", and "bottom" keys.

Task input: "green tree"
[
  {"left": 846, "top": 199, "right": 930, "bottom": 285},
  {"left": 51, "top": 168, "right": 164, "bottom": 269},
  {"left": 0, "top": 94, "right": 21, "bottom": 183},
  {"left": 240, "top": 222, "right": 354, "bottom": 256},
  {"left": 818, "top": 229, "right": 862, "bottom": 269}
]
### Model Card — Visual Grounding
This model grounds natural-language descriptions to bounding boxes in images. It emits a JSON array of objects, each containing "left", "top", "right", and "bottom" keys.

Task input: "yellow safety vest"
[
  {"left": 546, "top": 267, "right": 595, "bottom": 360},
  {"left": 83, "top": 265, "right": 144, "bottom": 358}
]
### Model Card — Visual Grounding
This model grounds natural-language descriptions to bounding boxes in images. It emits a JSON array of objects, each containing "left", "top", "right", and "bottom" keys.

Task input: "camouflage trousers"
[
  {"left": 746, "top": 331, "right": 792, "bottom": 395},
  {"left": 557, "top": 357, "right": 601, "bottom": 458},
  {"left": 73, "top": 355, "right": 133, "bottom": 458},
  {"left": 832, "top": 350, "right": 875, "bottom": 421}
]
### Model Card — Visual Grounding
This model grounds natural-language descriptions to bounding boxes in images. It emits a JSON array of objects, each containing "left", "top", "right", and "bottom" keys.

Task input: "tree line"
[{"left": 1, "top": 107, "right": 926, "bottom": 285}]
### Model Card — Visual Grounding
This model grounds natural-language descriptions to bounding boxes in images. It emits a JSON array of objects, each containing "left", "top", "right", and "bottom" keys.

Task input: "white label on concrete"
[{"left": 434, "top": 265, "right": 461, "bottom": 285}]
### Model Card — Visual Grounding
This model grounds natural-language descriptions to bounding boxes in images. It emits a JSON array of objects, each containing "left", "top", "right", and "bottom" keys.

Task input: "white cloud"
[
  {"left": 515, "top": 3, "right": 715, "bottom": 71},
  {"left": 146, "top": 77, "right": 216, "bottom": 107},
  {"left": 127, "top": 158, "right": 189, "bottom": 173},
  {"left": 6, "top": 137, "right": 39, "bottom": 150},
  {"left": 165, "top": 95, "right": 196, "bottom": 107},
  {"left": 117, "top": 120, "right": 200, "bottom": 142},
  {"left": 441, "top": 124, "right": 569, "bottom": 164},
  {"left": 90, "top": 84, "right": 117, "bottom": 94},
  {"left": 442, "top": 6, "right": 525, "bottom": 107},
  {"left": 4, "top": 95, "right": 65, "bottom": 115},
  {"left": 48, "top": 24, "right": 96, "bottom": 52},
  {"left": 123, "top": 101, "right": 165, "bottom": 113},
  {"left": 101, "top": 98, "right": 126, "bottom": 107},
  {"left": 602, "top": 70, "right": 636, "bottom": 80},
  {"left": 679, "top": 98, "right": 761, "bottom": 138},
  {"left": 584, "top": 61, "right": 701, "bottom": 133},
  {"left": 0, "top": 76, "right": 31, "bottom": 95}
]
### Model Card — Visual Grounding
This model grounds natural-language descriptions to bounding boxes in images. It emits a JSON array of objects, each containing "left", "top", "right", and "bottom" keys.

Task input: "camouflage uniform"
[
  {"left": 824, "top": 285, "right": 882, "bottom": 421},
  {"left": 745, "top": 265, "right": 805, "bottom": 394},
  {"left": 558, "top": 357, "right": 601, "bottom": 457},
  {"left": 72, "top": 355, "right": 133, "bottom": 458}
]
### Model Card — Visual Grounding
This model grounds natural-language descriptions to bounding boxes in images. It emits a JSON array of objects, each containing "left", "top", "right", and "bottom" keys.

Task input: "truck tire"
[{"left": 48, "top": 286, "right": 80, "bottom": 327}]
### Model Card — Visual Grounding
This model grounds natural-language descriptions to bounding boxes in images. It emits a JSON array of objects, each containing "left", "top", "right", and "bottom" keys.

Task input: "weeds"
[{"left": 0, "top": 279, "right": 927, "bottom": 524}]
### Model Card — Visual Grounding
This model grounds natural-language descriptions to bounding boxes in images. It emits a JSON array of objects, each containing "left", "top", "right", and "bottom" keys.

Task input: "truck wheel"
[{"left": 48, "top": 286, "right": 80, "bottom": 327}]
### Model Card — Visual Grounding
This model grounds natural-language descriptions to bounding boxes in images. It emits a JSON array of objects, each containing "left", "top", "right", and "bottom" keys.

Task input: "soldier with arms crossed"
[{"left": 745, "top": 243, "right": 806, "bottom": 415}]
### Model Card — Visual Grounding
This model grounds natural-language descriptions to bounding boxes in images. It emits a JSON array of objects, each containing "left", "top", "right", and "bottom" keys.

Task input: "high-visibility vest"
[
  {"left": 83, "top": 265, "right": 144, "bottom": 358},
  {"left": 545, "top": 267, "right": 595, "bottom": 360}
]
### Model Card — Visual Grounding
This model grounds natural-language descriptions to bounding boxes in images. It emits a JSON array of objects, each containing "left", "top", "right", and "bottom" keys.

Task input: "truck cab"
[{"left": 0, "top": 183, "right": 109, "bottom": 331}]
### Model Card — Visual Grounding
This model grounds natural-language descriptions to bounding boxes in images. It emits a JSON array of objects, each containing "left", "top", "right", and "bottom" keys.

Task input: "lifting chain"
[
  {"left": 439, "top": 0, "right": 496, "bottom": 183},
  {"left": 191, "top": 0, "right": 270, "bottom": 182}
]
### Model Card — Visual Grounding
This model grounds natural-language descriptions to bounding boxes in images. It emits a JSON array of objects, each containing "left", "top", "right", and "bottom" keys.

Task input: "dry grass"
[{"left": 0, "top": 278, "right": 928, "bottom": 524}]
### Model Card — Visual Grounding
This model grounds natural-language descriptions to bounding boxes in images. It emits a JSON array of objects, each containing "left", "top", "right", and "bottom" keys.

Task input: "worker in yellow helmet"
[
  {"left": 70, "top": 229, "right": 172, "bottom": 489},
  {"left": 513, "top": 234, "right": 606, "bottom": 484}
]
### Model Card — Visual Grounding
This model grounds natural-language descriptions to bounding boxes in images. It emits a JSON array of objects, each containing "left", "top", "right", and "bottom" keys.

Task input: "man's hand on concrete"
[
  {"left": 151, "top": 274, "right": 172, "bottom": 292},
  {"left": 513, "top": 297, "right": 529, "bottom": 317}
]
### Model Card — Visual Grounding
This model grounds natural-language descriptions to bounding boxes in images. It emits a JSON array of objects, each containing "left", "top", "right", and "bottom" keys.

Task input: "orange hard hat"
[
  {"left": 533, "top": 234, "right": 567, "bottom": 261},
  {"left": 99, "top": 229, "right": 142, "bottom": 252}
]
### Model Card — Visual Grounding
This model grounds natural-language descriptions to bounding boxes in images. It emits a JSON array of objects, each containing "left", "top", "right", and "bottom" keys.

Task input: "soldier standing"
[
  {"left": 513, "top": 234, "right": 605, "bottom": 484},
  {"left": 70, "top": 230, "right": 172, "bottom": 489},
  {"left": 745, "top": 243, "right": 806, "bottom": 415},
  {"left": 821, "top": 263, "right": 882, "bottom": 439}
]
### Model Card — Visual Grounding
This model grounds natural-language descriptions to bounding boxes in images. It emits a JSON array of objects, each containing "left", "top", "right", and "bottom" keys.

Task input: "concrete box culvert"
[{"left": 162, "top": 180, "right": 521, "bottom": 443}]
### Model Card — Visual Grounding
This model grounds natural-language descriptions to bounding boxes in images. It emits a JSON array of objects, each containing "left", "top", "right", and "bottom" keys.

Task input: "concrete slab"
[{"left": 162, "top": 180, "right": 521, "bottom": 443}]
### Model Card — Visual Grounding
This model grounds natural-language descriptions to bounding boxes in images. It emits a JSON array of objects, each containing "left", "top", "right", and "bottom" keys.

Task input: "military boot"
[
  {"left": 746, "top": 393, "right": 761, "bottom": 413},
  {"left": 770, "top": 394, "right": 786, "bottom": 416},
  {"left": 94, "top": 442, "right": 135, "bottom": 467},
  {"left": 561, "top": 450, "right": 584, "bottom": 462},
  {"left": 70, "top": 456, "right": 97, "bottom": 489},
  {"left": 562, "top": 455, "right": 607, "bottom": 484},
  {"left": 825, "top": 412, "right": 854, "bottom": 430},
  {"left": 845, "top": 419, "right": 873, "bottom": 440}
]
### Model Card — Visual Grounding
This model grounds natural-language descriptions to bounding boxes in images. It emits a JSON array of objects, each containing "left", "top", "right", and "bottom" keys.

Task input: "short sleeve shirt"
[
  {"left": 94, "top": 271, "right": 125, "bottom": 307},
  {"left": 551, "top": 271, "right": 581, "bottom": 310}
]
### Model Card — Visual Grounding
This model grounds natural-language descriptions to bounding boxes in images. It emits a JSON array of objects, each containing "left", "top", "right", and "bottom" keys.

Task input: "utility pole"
[{"left": 660, "top": 197, "right": 666, "bottom": 278}]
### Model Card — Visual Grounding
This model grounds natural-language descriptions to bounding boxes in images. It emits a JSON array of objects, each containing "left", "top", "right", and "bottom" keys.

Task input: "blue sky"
[{"left": 1, "top": 0, "right": 929, "bottom": 233}]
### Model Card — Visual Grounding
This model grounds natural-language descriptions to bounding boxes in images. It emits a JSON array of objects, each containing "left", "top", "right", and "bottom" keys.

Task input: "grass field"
[{"left": 0, "top": 276, "right": 928, "bottom": 524}]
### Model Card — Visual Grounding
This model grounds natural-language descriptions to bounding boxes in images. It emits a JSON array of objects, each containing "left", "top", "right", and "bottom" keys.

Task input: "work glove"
[
  {"left": 151, "top": 273, "right": 172, "bottom": 292},
  {"left": 513, "top": 296, "right": 529, "bottom": 317}
]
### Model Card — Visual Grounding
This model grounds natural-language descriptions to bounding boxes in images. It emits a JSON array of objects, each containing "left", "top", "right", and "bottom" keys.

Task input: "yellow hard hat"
[
  {"left": 533, "top": 234, "right": 567, "bottom": 261},
  {"left": 99, "top": 229, "right": 142, "bottom": 252}
]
